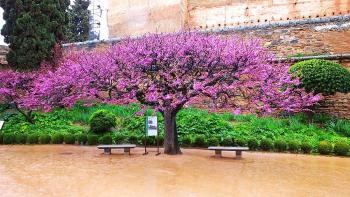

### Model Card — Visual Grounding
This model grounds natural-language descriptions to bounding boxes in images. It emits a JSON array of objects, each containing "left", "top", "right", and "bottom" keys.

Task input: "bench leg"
[
  {"left": 215, "top": 150, "right": 222, "bottom": 158},
  {"left": 236, "top": 151, "right": 242, "bottom": 159},
  {"left": 124, "top": 148, "right": 130, "bottom": 155},
  {"left": 104, "top": 148, "right": 111, "bottom": 155}
]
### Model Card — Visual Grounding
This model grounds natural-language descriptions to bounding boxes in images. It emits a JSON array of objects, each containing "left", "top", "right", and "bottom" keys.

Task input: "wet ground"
[{"left": 0, "top": 145, "right": 349, "bottom": 197}]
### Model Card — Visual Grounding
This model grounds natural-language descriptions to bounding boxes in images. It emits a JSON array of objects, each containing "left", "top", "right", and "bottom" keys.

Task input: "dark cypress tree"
[
  {"left": 68, "top": 0, "right": 90, "bottom": 42},
  {"left": 0, "top": 0, "right": 70, "bottom": 70}
]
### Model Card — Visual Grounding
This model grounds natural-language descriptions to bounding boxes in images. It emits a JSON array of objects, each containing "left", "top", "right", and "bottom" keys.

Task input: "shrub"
[
  {"left": 221, "top": 137, "right": 233, "bottom": 146},
  {"left": 0, "top": 133, "right": 3, "bottom": 144},
  {"left": 274, "top": 139, "right": 287, "bottom": 152},
  {"left": 128, "top": 134, "right": 139, "bottom": 144},
  {"left": 288, "top": 140, "right": 300, "bottom": 153},
  {"left": 64, "top": 134, "right": 76, "bottom": 144},
  {"left": 39, "top": 134, "right": 51, "bottom": 144},
  {"left": 89, "top": 110, "right": 116, "bottom": 134},
  {"left": 15, "top": 133, "right": 27, "bottom": 144},
  {"left": 100, "top": 135, "right": 113, "bottom": 144},
  {"left": 113, "top": 133, "right": 126, "bottom": 144},
  {"left": 87, "top": 135, "right": 98, "bottom": 145},
  {"left": 301, "top": 141, "right": 313, "bottom": 154},
  {"left": 334, "top": 141, "right": 349, "bottom": 156},
  {"left": 76, "top": 134, "right": 87, "bottom": 145},
  {"left": 248, "top": 138, "right": 259, "bottom": 150},
  {"left": 193, "top": 135, "right": 206, "bottom": 147},
  {"left": 290, "top": 59, "right": 350, "bottom": 95},
  {"left": 318, "top": 141, "right": 333, "bottom": 155},
  {"left": 207, "top": 137, "right": 220, "bottom": 146},
  {"left": 3, "top": 133, "right": 15, "bottom": 144},
  {"left": 27, "top": 133, "right": 39, "bottom": 144},
  {"left": 156, "top": 135, "right": 164, "bottom": 146},
  {"left": 52, "top": 133, "right": 64, "bottom": 144},
  {"left": 181, "top": 136, "right": 192, "bottom": 147},
  {"left": 260, "top": 139, "right": 273, "bottom": 151},
  {"left": 235, "top": 138, "right": 247, "bottom": 146}
]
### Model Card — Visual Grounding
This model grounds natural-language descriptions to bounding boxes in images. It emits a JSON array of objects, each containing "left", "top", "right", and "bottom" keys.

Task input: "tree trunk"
[{"left": 163, "top": 109, "right": 181, "bottom": 155}]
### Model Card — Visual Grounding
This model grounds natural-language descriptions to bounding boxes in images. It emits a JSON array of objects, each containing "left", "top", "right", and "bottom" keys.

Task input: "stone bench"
[
  {"left": 208, "top": 146, "right": 249, "bottom": 159},
  {"left": 97, "top": 144, "right": 136, "bottom": 155}
]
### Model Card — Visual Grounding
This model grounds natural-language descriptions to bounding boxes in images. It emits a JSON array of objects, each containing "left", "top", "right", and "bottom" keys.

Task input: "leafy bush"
[
  {"left": 288, "top": 140, "right": 300, "bottom": 153},
  {"left": 3, "top": 133, "right": 15, "bottom": 144},
  {"left": 193, "top": 135, "right": 206, "bottom": 147},
  {"left": 156, "top": 135, "right": 164, "bottom": 146},
  {"left": 27, "top": 133, "right": 39, "bottom": 144},
  {"left": 274, "top": 139, "right": 287, "bottom": 152},
  {"left": 248, "top": 138, "right": 259, "bottom": 150},
  {"left": 235, "top": 138, "right": 247, "bottom": 147},
  {"left": 318, "top": 141, "right": 333, "bottom": 155},
  {"left": 89, "top": 110, "right": 116, "bottom": 134},
  {"left": 76, "top": 134, "right": 87, "bottom": 145},
  {"left": 142, "top": 136, "right": 155, "bottom": 146},
  {"left": 181, "top": 136, "right": 192, "bottom": 147},
  {"left": 128, "top": 134, "right": 139, "bottom": 144},
  {"left": 0, "top": 133, "right": 3, "bottom": 144},
  {"left": 113, "top": 133, "right": 126, "bottom": 144},
  {"left": 327, "top": 120, "right": 350, "bottom": 137},
  {"left": 15, "top": 133, "right": 27, "bottom": 144},
  {"left": 334, "top": 141, "right": 349, "bottom": 156},
  {"left": 64, "top": 134, "right": 76, "bottom": 144},
  {"left": 100, "top": 135, "right": 113, "bottom": 144},
  {"left": 260, "top": 139, "right": 273, "bottom": 151},
  {"left": 301, "top": 142, "right": 313, "bottom": 154},
  {"left": 39, "top": 134, "right": 51, "bottom": 144},
  {"left": 221, "top": 137, "right": 233, "bottom": 146},
  {"left": 290, "top": 59, "right": 350, "bottom": 95},
  {"left": 206, "top": 137, "right": 220, "bottom": 146},
  {"left": 87, "top": 135, "right": 98, "bottom": 145},
  {"left": 52, "top": 133, "right": 64, "bottom": 144}
]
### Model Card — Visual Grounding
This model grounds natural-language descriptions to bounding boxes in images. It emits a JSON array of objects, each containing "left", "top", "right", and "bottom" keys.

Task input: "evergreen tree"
[
  {"left": 68, "top": 0, "right": 90, "bottom": 42},
  {"left": 0, "top": 0, "right": 70, "bottom": 70}
]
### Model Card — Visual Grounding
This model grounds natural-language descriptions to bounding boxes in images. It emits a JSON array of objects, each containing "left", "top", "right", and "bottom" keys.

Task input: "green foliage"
[
  {"left": 290, "top": 59, "right": 350, "bottom": 95},
  {"left": 0, "top": 0, "right": 70, "bottom": 70},
  {"left": 334, "top": 141, "right": 349, "bottom": 156},
  {"left": 64, "top": 134, "right": 76, "bottom": 144},
  {"left": 89, "top": 110, "right": 116, "bottom": 134},
  {"left": 113, "top": 133, "right": 126, "bottom": 144},
  {"left": 206, "top": 137, "right": 220, "bottom": 146},
  {"left": 27, "top": 133, "right": 39, "bottom": 144},
  {"left": 87, "top": 135, "right": 98, "bottom": 145},
  {"left": 156, "top": 135, "right": 164, "bottom": 146},
  {"left": 128, "top": 134, "right": 139, "bottom": 144},
  {"left": 221, "top": 137, "right": 233, "bottom": 146},
  {"left": 15, "top": 133, "right": 27, "bottom": 144},
  {"left": 193, "top": 135, "right": 206, "bottom": 147},
  {"left": 318, "top": 141, "right": 333, "bottom": 155},
  {"left": 39, "top": 134, "right": 51, "bottom": 144},
  {"left": 67, "top": 0, "right": 90, "bottom": 42},
  {"left": 288, "top": 140, "right": 300, "bottom": 153},
  {"left": 327, "top": 120, "right": 350, "bottom": 137},
  {"left": 260, "top": 139, "right": 273, "bottom": 151},
  {"left": 0, "top": 133, "right": 3, "bottom": 144},
  {"left": 100, "top": 135, "right": 113, "bottom": 144},
  {"left": 274, "top": 139, "right": 287, "bottom": 152},
  {"left": 301, "top": 142, "right": 313, "bottom": 154},
  {"left": 180, "top": 136, "right": 192, "bottom": 147},
  {"left": 3, "top": 133, "right": 15, "bottom": 144},
  {"left": 235, "top": 138, "right": 247, "bottom": 146},
  {"left": 76, "top": 134, "right": 87, "bottom": 145},
  {"left": 247, "top": 138, "right": 259, "bottom": 150},
  {"left": 52, "top": 133, "right": 64, "bottom": 144}
]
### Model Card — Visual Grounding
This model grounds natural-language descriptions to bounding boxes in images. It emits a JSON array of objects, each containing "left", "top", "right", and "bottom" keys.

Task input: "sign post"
[{"left": 144, "top": 116, "right": 161, "bottom": 156}]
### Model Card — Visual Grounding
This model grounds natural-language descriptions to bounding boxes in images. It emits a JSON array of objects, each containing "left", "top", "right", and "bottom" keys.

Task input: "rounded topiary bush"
[
  {"left": 221, "top": 137, "right": 233, "bottom": 146},
  {"left": 39, "top": 134, "right": 51, "bottom": 144},
  {"left": 100, "top": 135, "right": 113, "bottom": 144},
  {"left": 248, "top": 138, "right": 259, "bottom": 150},
  {"left": 89, "top": 110, "right": 116, "bottom": 134},
  {"left": 193, "top": 135, "right": 206, "bottom": 147},
  {"left": 235, "top": 138, "right": 247, "bottom": 147},
  {"left": 288, "top": 140, "right": 300, "bottom": 153},
  {"left": 3, "top": 133, "right": 15, "bottom": 144},
  {"left": 181, "top": 136, "right": 192, "bottom": 147},
  {"left": 318, "top": 141, "right": 333, "bottom": 155},
  {"left": 15, "top": 133, "right": 27, "bottom": 144},
  {"left": 76, "top": 133, "right": 88, "bottom": 145},
  {"left": 87, "top": 135, "right": 98, "bottom": 145},
  {"left": 27, "top": 133, "right": 39, "bottom": 144},
  {"left": 52, "top": 133, "right": 64, "bottom": 144},
  {"left": 206, "top": 137, "right": 220, "bottom": 146},
  {"left": 128, "top": 134, "right": 139, "bottom": 144},
  {"left": 274, "top": 139, "right": 287, "bottom": 152},
  {"left": 64, "top": 134, "right": 76, "bottom": 144},
  {"left": 260, "top": 139, "right": 273, "bottom": 151},
  {"left": 290, "top": 59, "right": 350, "bottom": 95},
  {"left": 301, "top": 141, "right": 313, "bottom": 154},
  {"left": 334, "top": 141, "right": 349, "bottom": 156}
]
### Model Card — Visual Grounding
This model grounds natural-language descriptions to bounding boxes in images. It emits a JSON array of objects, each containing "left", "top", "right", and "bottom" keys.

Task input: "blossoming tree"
[{"left": 31, "top": 32, "right": 320, "bottom": 154}]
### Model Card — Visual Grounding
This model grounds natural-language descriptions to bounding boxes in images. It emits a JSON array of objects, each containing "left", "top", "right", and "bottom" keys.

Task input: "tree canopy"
[{"left": 67, "top": 0, "right": 90, "bottom": 42}]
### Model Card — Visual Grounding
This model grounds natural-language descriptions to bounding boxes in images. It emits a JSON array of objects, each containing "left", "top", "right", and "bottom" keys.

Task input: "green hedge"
[
  {"left": 64, "top": 134, "right": 76, "bottom": 144},
  {"left": 27, "top": 133, "right": 39, "bottom": 144},
  {"left": 15, "top": 133, "right": 27, "bottom": 144},
  {"left": 52, "top": 133, "right": 64, "bottom": 144},
  {"left": 39, "top": 134, "right": 51, "bottom": 144}
]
